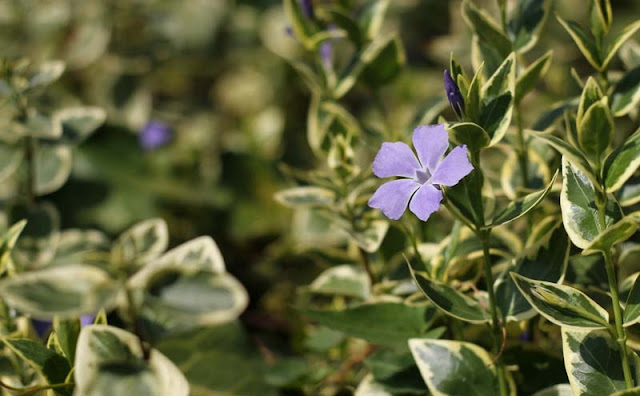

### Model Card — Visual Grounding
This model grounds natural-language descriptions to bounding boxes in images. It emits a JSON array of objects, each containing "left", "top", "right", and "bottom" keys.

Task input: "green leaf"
[
  {"left": 412, "top": 271, "right": 490, "bottom": 324},
  {"left": 0, "top": 220, "right": 26, "bottom": 274},
  {"left": 128, "top": 237, "right": 248, "bottom": 337},
  {"left": 53, "top": 317, "right": 81, "bottom": 363},
  {"left": 8, "top": 201, "right": 60, "bottom": 269},
  {"left": 583, "top": 217, "right": 638, "bottom": 255},
  {"left": 602, "top": 20, "right": 640, "bottom": 71},
  {"left": 625, "top": 275, "right": 640, "bottom": 327},
  {"left": 131, "top": 236, "right": 226, "bottom": 278},
  {"left": 465, "top": 65, "right": 483, "bottom": 121},
  {"left": 137, "top": 270, "right": 249, "bottom": 338},
  {"left": 301, "top": 302, "right": 440, "bottom": 346},
  {"left": 562, "top": 327, "right": 640, "bottom": 395},
  {"left": 507, "top": 0, "right": 551, "bottom": 53},
  {"left": 489, "top": 170, "right": 558, "bottom": 227},
  {"left": 35, "top": 144, "right": 72, "bottom": 195},
  {"left": 365, "top": 349, "right": 426, "bottom": 395},
  {"left": 308, "top": 264, "right": 371, "bottom": 300},
  {"left": 577, "top": 77, "right": 604, "bottom": 125},
  {"left": 0, "top": 265, "right": 118, "bottom": 319},
  {"left": 482, "top": 52, "right": 516, "bottom": 101},
  {"left": 49, "top": 229, "right": 110, "bottom": 267},
  {"left": 605, "top": 128, "right": 640, "bottom": 192},
  {"left": 481, "top": 53, "right": 516, "bottom": 145},
  {"left": 589, "top": 0, "right": 612, "bottom": 37},
  {"left": 462, "top": 0, "right": 512, "bottom": 58},
  {"left": 111, "top": 218, "right": 168, "bottom": 268},
  {"left": 334, "top": 35, "right": 400, "bottom": 98},
  {"left": 618, "top": 178, "right": 640, "bottom": 207},
  {"left": 444, "top": 168, "right": 485, "bottom": 227},
  {"left": 510, "top": 273, "right": 610, "bottom": 329},
  {"left": 361, "top": 35, "right": 406, "bottom": 87},
  {"left": 340, "top": 219, "right": 389, "bottom": 253},
  {"left": 75, "top": 325, "right": 189, "bottom": 396},
  {"left": 27, "top": 60, "right": 65, "bottom": 89},
  {"left": 357, "top": 0, "right": 390, "bottom": 39},
  {"left": 516, "top": 50, "right": 553, "bottom": 102},
  {"left": 561, "top": 157, "right": 623, "bottom": 249},
  {"left": 611, "top": 387, "right": 640, "bottom": 396},
  {"left": 4, "top": 338, "right": 71, "bottom": 395},
  {"left": 288, "top": 60, "right": 323, "bottom": 94},
  {"left": 409, "top": 339, "right": 500, "bottom": 396},
  {"left": 274, "top": 186, "right": 335, "bottom": 208},
  {"left": 282, "top": 0, "right": 316, "bottom": 49},
  {"left": 533, "top": 384, "right": 574, "bottom": 396},
  {"left": 529, "top": 130, "right": 599, "bottom": 188},
  {"left": 447, "top": 122, "right": 490, "bottom": 153},
  {"left": 327, "top": 9, "right": 363, "bottom": 48},
  {"left": 0, "top": 140, "right": 22, "bottom": 184},
  {"left": 479, "top": 93, "right": 513, "bottom": 144},
  {"left": 158, "top": 322, "right": 278, "bottom": 395},
  {"left": 577, "top": 97, "right": 614, "bottom": 161},
  {"left": 496, "top": 221, "right": 570, "bottom": 322},
  {"left": 611, "top": 66, "right": 640, "bottom": 117},
  {"left": 54, "top": 107, "right": 106, "bottom": 145},
  {"left": 556, "top": 16, "right": 601, "bottom": 69}
]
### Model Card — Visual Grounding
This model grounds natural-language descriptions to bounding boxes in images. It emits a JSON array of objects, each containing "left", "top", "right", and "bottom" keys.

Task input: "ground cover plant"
[{"left": 0, "top": 0, "right": 637, "bottom": 395}]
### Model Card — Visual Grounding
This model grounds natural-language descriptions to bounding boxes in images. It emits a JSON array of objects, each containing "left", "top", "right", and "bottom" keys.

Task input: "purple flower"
[
  {"left": 300, "top": 0, "right": 315, "bottom": 19},
  {"left": 139, "top": 121, "right": 172, "bottom": 151},
  {"left": 444, "top": 70, "right": 465, "bottom": 118},
  {"left": 320, "top": 41, "right": 332, "bottom": 68},
  {"left": 368, "top": 124, "right": 473, "bottom": 221}
]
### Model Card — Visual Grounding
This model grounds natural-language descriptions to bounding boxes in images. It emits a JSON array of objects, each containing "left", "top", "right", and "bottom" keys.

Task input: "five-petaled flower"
[{"left": 368, "top": 124, "right": 473, "bottom": 221}]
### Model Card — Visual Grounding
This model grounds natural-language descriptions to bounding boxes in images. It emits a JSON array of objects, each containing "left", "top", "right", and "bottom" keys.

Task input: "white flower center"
[{"left": 415, "top": 168, "right": 431, "bottom": 184}]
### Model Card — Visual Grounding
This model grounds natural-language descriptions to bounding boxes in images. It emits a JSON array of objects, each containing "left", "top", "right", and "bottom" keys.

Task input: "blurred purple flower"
[
  {"left": 300, "top": 0, "right": 315, "bottom": 19},
  {"left": 368, "top": 124, "right": 473, "bottom": 221},
  {"left": 139, "top": 121, "right": 172, "bottom": 151},
  {"left": 320, "top": 41, "right": 332, "bottom": 68},
  {"left": 32, "top": 314, "right": 95, "bottom": 338},
  {"left": 444, "top": 70, "right": 465, "bottom": 118}
]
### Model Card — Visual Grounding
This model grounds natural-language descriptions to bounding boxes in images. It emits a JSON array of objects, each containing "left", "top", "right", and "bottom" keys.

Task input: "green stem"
[
  {"left": 604, "top": 249, "right": 634, "bottom": 388},
  {"left": 514, "top": 102, "right": 529, "bottom": 191},
  {"left": 480, "top": 229, "right": 509, "bottom": 396},
  {"left": 595, "top": 185, "right": 633, "bottom": 388},
  {"left": 358, "top": 247, "right": 375, "bottom": 285},
  {"left": 124, "top": 286, "right": 151, "bottom": 360}
]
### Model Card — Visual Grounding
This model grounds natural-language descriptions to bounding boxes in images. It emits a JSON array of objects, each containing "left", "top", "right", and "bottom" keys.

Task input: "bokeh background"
[{"left": 0, "top": 0, "right": 639, "bottom": 394}]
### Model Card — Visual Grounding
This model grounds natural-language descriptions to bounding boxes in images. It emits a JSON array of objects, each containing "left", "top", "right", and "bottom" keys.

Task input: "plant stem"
[
  {"left": 480, "top": 229, "right": 509, "bottom": 396},
  {"left": 514, "top": 102, "right": 529, "bottom": 191},
  {"left": 358, "top": 247, "right": 375, "bottom": 284},
  {"left": 604, "top": 247, "right": 634, "bottom": 388},
  {"left": 595, "top": 185, "right": 633, "bottom": 388}
]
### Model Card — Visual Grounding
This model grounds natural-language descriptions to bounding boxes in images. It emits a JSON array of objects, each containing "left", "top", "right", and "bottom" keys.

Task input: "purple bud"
[
  {"left": 140, "top": 121, "right": 172, "bottom": 151},
  {"left": 300, "top": 0, "right": 315, "bottom": 19},
  {"left": 519, "top": 330, "right": 532, "bottom": 342},
  {"left": 80, "top": 314, "right": 95, "bottom": 327},
  {"left": 32, "top": 319, "right": 52, "bottom": 338},
  {"left": 320, "top": 41, "right": 332, "bottom": 68},
  {"left": 444, "top": 70, "right": 465, "bottom": 118},
  {"left": 285, "top": 26, "right": 294, "bottom": 37}
]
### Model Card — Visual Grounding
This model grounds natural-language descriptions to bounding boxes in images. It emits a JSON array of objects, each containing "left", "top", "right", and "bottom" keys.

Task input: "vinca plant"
[
  {"left": 0, "top": 59, "right": 249, "bottom": 394},
  {"left": 273, "top": 0, "right": 640, "bottom": 395},
  {"left": 0, "top": 0, "right": 638, "bottom": 395}
]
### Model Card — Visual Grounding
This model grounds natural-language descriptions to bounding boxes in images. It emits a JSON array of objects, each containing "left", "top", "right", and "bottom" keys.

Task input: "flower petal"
[
  {"left": 409, "top": 184, "right": 443, "bottom": 221},
  {"left": 372, "top": 142, "right": 421, "bottom": 178},
  {"left": 412, "top": 124, "right": 449, "bottom": 173},
  {"left": 368, "top": 179, "right": 420, "bottom": 220},
  {"left": 429, "top": 145, "right": 474, "bottom": 186}
]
